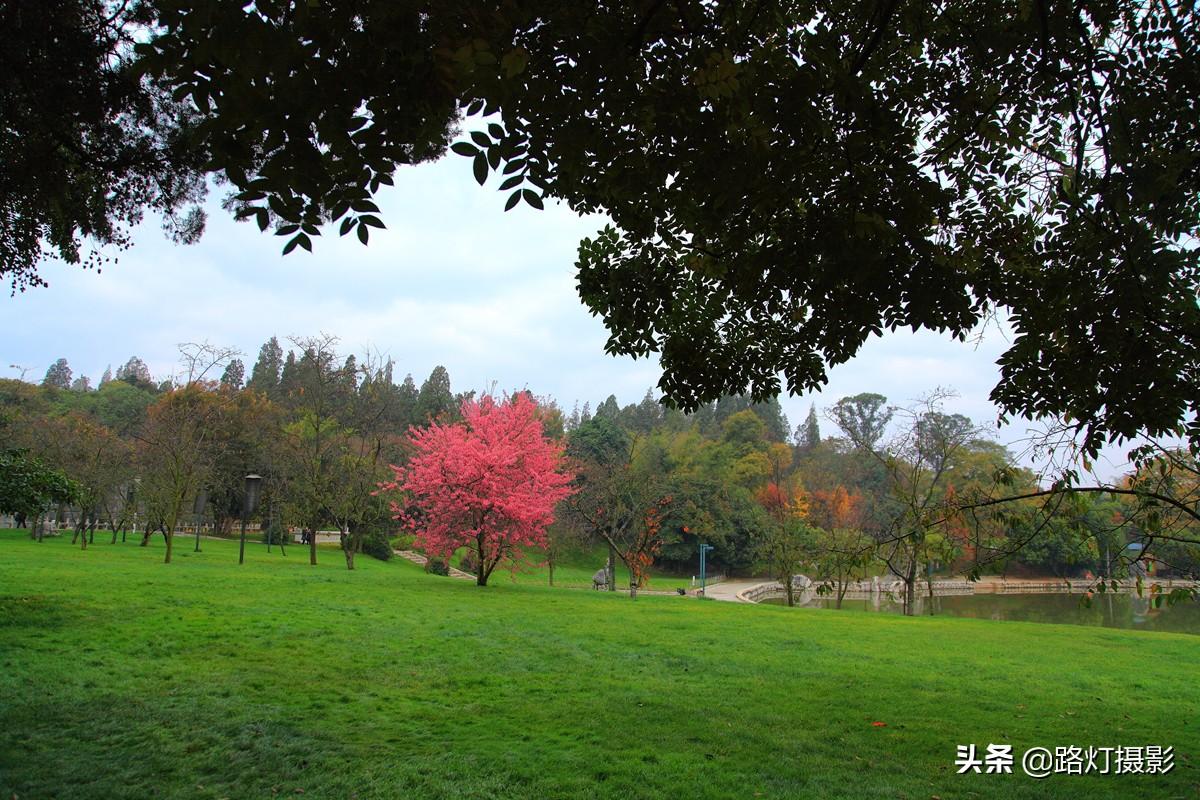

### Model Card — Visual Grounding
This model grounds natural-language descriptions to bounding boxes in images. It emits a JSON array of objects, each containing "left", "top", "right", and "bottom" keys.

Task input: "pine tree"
[
  {"left": 247, "top": 336, "right": 283, "bottom": 397},
  {"left": 115, "top": 357, "right": 153, "bottom": 390},
  {"left": 42, "top": 358, "right": 72, "bottom": 389},
  {"left": 397, "top": 374, "right": 419, "bottom": 428},
  {"left": 220, "top": 358, "right": 245, "bottom": 390},
  {"left": 99, "top": 365, "right": 112, "bottom": 387},
  {"left": 417, "top": 366, "right": 454, "bottom": 422},
  {"left": 278, "top": 351, "right": 299, "bottom": 399},
  {"left": 594, "top": 395, "right": 620, "bottom": 421},
  {"left": 796, "top": 404, "right": 821, "bottom": 451}
]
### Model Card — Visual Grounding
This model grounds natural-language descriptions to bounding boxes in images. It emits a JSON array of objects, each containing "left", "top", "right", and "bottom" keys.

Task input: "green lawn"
[
  {"left": 0, "top": 529, "right": 1196, "bottom": 799},
  {"left": 473, "top": 543, "right": 696, "bottom": 592}
]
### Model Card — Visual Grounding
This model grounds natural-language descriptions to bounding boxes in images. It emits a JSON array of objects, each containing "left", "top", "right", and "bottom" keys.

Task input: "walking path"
[
  {"left": 701, "top": 580, "right": 773, "bottom": 603},
  {"left": 394, "top": 549, "right": 477, "bottom": 580}
]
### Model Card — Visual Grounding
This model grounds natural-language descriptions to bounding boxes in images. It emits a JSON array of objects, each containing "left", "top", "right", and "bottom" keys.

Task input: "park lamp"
[
  {"left": 243, "top": 474, "right": 262, "bottom": 516},
  {"left": 238, "top": 474, "right": 263, "bottom": 565}
]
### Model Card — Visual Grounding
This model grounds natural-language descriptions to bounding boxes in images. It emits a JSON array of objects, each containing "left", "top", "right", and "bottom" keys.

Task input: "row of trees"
[
  {"left": 1, "top": 336, "right": 475, "bottom": 567},
  {"left": 3, "top": 340, "right": 1197, "bottom": 613}
]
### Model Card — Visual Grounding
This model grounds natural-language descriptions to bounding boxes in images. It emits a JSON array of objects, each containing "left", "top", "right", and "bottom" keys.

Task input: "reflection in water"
[{"left": 762, "top": 591, "right": 1200, "bottom": 634}]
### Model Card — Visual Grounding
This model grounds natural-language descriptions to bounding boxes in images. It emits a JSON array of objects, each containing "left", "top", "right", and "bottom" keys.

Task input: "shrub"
[
  {"left": 425, "top": 557, "right": 449, "bottom": 576},
  {"left": 361, "top": 529, "right": 393, "bottom": 562}
]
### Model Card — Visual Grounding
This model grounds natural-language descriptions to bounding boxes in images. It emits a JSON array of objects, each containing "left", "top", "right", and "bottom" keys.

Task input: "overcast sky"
[{"left": 4, "top": 152, "right": 1128, "bottom": 478}]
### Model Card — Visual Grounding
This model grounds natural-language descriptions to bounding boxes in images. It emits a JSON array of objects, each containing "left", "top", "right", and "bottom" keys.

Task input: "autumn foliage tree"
[{"left": 381, "top": 394, "right": 574, "bottom": 587}]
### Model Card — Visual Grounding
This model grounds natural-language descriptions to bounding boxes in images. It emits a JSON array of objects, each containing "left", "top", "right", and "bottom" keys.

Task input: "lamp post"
[
  {"left": 238, "top": 474, "right": 262, "bottom": 565},
  {"left": 192, "top": 489, "right": 208, "bottom": 552},
  {"left": 699, "top": 543, "right": 715, "bottom": 595},
  {"left": 127, "top": 478, "right": 140, "bottom": 544}
]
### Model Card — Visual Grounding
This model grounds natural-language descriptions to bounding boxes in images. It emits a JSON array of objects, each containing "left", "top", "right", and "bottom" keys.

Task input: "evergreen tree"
[
  {"left": 397, "top": 374, "right": 419, "bottom": 428},
  {"left": 70, "top": 375, "right": 92, "bottom": 392},
  {"left": 751, "top": 397, "right": 790, "bottom": 442},
  {"left": 42, "top": 358, "right": 72, "bottom": 389},
  {"left": 579, "top": 401, "right": 592, "bottom": 424},
  {"left": 247, "top": 336, "right": 283, "bottom": 397},
  {"left": 220, "top": 358, "right": 245, "bottom": 390},
  {"left": 98, "top": 365, "right": 112, "bottom": 387},
  {"left": 115, "top": 357, "right": 154, "bottom": 390},
  {"left": 796, "top": 405, "right": 821, "bottom": 452},
  {"left": 594, "top": 394, "right": 620, "bottom": 421},
  {"left": 278, "top": 350, "right": 299, "bottom": 399},
  {"left": 340, "top": 355, "right": 358, "bottom": 391},
  {"left": 417, "top": 366, "right": 454, "bottom": 422}
]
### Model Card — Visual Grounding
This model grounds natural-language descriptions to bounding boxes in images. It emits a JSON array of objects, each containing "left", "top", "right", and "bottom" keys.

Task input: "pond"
[{"left": 761, "top": 591, "right": 1200, "bottom": 635}]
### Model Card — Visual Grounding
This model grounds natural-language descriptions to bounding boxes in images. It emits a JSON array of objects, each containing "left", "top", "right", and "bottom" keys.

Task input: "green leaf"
[
  {"left": 523, "top": 189, "right": 544, "bottom": 210},
  {"left": 360, "top": 215, "right": 385, "bottom": 229},
  {"left": 487, "top": 123, "right": 505, "bottom": 140},
  {"left": 473, "top": 154, "right": 488, "bottom": 185},
  {"left": 339, "top": 217, "right": 355, "bottom": 236},
  {"left": 499, "top": 175, "right": 523, "bottom": 191},
  {"left": 504, "top": 189, "right": 521, "bottom": 212},
  {"left": 470, "top": 131, "right": 491, "bottom": 148},
  {"left": 357, "top": 223, "right": 369, "bottom": 245},
  {"left": 450, "top": 142, "right": 479, "bottom": 157}
]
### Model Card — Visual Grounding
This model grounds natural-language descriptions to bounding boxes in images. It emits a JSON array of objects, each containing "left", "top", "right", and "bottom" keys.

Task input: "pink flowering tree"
[{"left": 380, "top": 393, "right": 575, "bottom": 586}]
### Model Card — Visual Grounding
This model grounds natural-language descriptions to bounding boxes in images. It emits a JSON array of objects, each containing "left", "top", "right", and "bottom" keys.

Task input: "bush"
[
  {"left": 361, "top": 529, "right": 393, "bottom": 562},
  {"left": 425, "top": 557, "right": 449, "bottom": 576},
  {"left": 261, "top": 521, "right": 287, "bottom": 546},
  {"left": 391, "top": 533, "right": 415, "bottom": 551},
  {"left": 458, "top": 549, "right": 479, "bottom": 575}
]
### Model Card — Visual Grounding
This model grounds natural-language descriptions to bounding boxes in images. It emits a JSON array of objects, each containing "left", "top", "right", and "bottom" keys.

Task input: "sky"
[{"left": 3, "top": 152, "right": 1129, "bottom": 478}]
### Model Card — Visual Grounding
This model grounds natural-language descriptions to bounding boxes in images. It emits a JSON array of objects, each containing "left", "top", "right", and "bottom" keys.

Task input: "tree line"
[{"left": 4, "top": 337, "right": 1196, "bottom": 614}]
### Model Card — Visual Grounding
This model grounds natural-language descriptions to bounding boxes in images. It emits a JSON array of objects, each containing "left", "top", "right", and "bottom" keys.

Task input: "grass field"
[
  {"left": 1, "top": 529, "right": 1196, "bottom": 799},
  {"left": 465, "top": 543, "right": 697, "bottom": 592}
]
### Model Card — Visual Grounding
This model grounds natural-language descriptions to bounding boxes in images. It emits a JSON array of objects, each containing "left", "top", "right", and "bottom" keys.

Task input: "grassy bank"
[{"left": 0, "top": 529, "right": 1196, "bottom": 799}]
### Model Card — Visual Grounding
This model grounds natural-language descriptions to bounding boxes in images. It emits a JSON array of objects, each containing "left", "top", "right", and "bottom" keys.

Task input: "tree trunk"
[
  {"left": 164, "top": 529, "right": 174, "bottom": 564},
  {"left": 548, "top": 552, "right": 555, "bottom": 587},
  {"left": 309, "top": 526, "right": 318, "bottom": 565},
  {"left": 607, "top": 543, "right": 617, "bottom": 592},
  {"left": 475, "top": 535, "right": 489, "bottom": 586},
  {"left": 784, "top": 575, "right": 795, "bottom": 607},
  {"left": 341, "top": 527, "right": 355, "bottom": 570}
]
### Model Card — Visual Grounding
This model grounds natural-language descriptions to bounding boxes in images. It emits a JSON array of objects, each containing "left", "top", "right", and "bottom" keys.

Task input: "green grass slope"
[{"left": 0, "top": 530, "right": 1195, "bottom": 799}]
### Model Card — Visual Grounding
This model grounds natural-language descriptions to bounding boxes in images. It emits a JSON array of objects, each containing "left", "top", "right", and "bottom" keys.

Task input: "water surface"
[{"left": 762, "top": 591, "right": 1200, "bottom": 634}]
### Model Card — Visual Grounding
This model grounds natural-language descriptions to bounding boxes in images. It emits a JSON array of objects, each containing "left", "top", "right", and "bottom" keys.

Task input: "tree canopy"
[{"left": 7, "top": 1, "right": 1198, "bottom": 455}]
